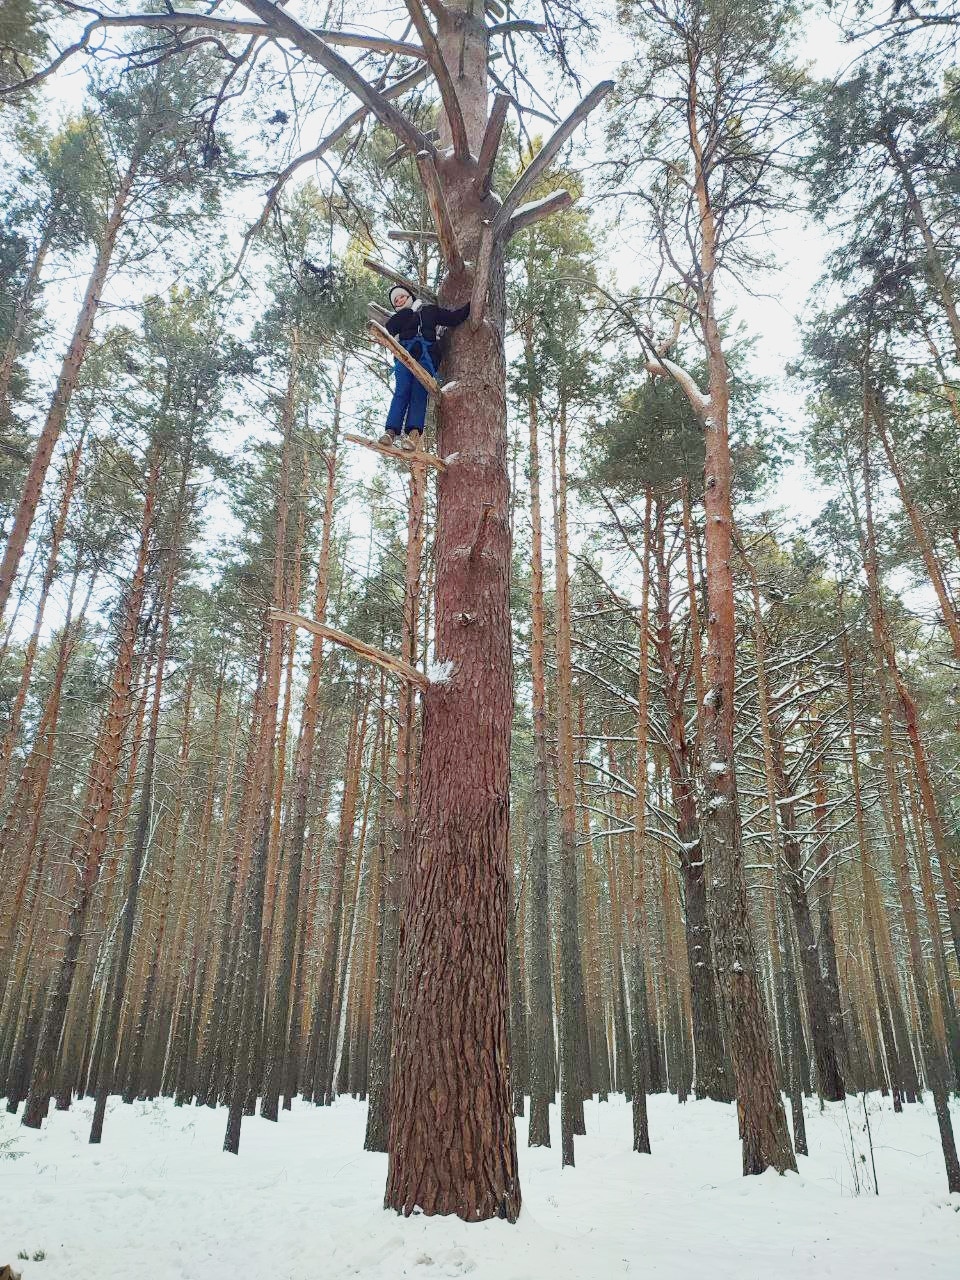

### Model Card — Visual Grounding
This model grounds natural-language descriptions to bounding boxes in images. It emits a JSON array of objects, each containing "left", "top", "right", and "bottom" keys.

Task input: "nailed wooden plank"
[
  {"left": 388, "top": 229, "right": 440, "bottom": 242},
  {"left": 344, "top": 432, "right": 446, "bottom": 472},
  {"left": 368, "top": 320, "right": 441, "bottom": 397}
]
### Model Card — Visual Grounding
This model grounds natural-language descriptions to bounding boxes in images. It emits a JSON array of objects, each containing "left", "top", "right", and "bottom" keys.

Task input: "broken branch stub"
[
  {"left": 474, "top": 93, "right": 510, "bottom": 199},
  {"left": 272, "top": 611, "right": 430, "bottom": 691},
  {"left": 507, "top": 189, "right": 574, "bottom": 236}
]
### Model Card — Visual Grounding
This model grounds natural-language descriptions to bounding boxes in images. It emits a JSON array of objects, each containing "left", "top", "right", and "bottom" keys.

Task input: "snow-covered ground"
[{"left": 1, "top": 1091, "right": 957, "bottom": 1279}]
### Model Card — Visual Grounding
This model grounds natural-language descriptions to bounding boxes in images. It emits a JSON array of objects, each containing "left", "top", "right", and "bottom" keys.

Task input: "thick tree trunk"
[
  {"left": 629, "top": 491, "right": 653, "bottom": 1154},
  {"left": 0, "top": 208, "right": 56, "bottom": 417},
  {"left": 223, "top": 354, "right": 294, "bottom": 1154},
  {"left": 385, "top": 22, "right": 520, "bottom": 1208},
  {"left": 90, "top": 449, "right": 191, "bottom": 1140},
  {"left": 0, "top": 432, "right": 84, "bottom": 798},
  {"left": 550, "top": 400, "right": 588, "bottom": 1162},
  {"left": 365, "top": 460, "right": 424, "bottom": 1149},
  {"left": 697, "top": 303, "right": 795, "bottom": 1173},
  {"left": 858, "top": 421, "right": 960, "bottom": 1190},
  {"left": 682, "top": 68, "right": 795, "bottom": 1172},
  {"left": 262, "top": 367, "right": 342, "bottom": 1122},
  {"left": 771, "top": 732, "right": 845, "bottom": 1103}
]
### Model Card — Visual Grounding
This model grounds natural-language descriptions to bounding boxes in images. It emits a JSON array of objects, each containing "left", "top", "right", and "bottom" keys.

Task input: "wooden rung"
[
  {"left": 388, "top": 230, "right": 440, "bottom": 242},
  {"left": 345, "top": 432, "right": 446, "bottom": 472},
  {"left": 363, "top": 256, "right": 436, "bottom": 303},
  {"left": 368, "top": 320, "right": 442, "bottom": 397}
]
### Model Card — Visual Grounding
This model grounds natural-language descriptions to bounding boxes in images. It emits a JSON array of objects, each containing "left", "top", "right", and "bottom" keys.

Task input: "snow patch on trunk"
[{"left": 427, "top": 658, "right": 455, "bottom": 685}]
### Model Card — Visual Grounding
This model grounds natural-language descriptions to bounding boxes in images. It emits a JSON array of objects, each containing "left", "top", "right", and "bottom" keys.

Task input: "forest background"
[{"left": 1, "top": 0, "right": 959, "bottom": 1226}]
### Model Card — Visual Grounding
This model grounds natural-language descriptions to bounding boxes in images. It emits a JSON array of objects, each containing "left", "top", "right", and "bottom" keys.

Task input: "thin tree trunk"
[
  {"left": 21, "top": 449, "right": 158, "bottom": 1128},
  {"left": 0, "top": 160, "right": 137, "bottom": 618}
]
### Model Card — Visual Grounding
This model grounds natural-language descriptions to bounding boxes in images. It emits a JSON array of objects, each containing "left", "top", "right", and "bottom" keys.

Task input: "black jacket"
[{"left": 386, "top": 302, "right": 470, "bottom": 345}]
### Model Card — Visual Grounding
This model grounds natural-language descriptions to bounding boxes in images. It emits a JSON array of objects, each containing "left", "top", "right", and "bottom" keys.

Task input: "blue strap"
[{"left": 399, "top": 335, "right": 436, "bottom": 377}]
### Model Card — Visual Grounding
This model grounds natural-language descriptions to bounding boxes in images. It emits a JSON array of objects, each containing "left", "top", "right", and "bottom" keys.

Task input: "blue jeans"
[{"left": 385, "top": 340, "right": 435, "bottom": 432}]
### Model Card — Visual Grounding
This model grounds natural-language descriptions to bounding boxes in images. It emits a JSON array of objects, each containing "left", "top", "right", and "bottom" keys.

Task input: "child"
[{"left": 379, "top": 285, "right": 470, "bottom": 451}]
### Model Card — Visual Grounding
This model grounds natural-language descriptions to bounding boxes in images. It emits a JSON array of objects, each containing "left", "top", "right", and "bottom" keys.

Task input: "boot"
[
  {"left": 379, "top": 430, "right": 397, "bottom": 447},
  {"left": 401, "top": 429, "right": 421, "bottom": 452}
]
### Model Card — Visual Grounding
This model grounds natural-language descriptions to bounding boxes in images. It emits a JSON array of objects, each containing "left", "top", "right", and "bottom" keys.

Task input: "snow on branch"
[
  {"left": 644, "top": 356, "right": 712, "bottom": 417},
  {"left": 491, "top": 80, "right": 613, "bottom": 238},
  {"left": 507, "top": 190, "right": 574, "bottom": 236},
  {"left": 470, "top": 81, "right": 612, "bottom": 330}
]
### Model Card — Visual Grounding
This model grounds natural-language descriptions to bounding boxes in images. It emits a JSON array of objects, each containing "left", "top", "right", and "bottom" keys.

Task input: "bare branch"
[
  {"left": 468, "top": 502, "right": 494, "bottom": 564},
  {"left": 388, "top": 230, "right": 440, "bottom": 241},
  {"left": 1, "top": 10, "right": 427, "bottom": 92},
  {"left": 226, "top": 64, "right": 430, "bottom": 283},
  {"left": 507, "top": 189, "right": 573, "bottom": 236},
  {"left": 363, "top": 256, "right": 436, "bottom": 303},
  {"left": 474, "top": 92, "right": 510, "bottom": 198},
  {"left": 415, "top": 150, "right": 464, "bottom": 269},
  {"left": 489, "top": 20, "right": 547, "bottom": 38},
  {"left": 272, "top": 611, "right": 431, "bottom": 690},
  {"left": 402, "top": 0, "right": 470, "bottom": 160},
  {"left": 239, "top": 0, "right": 434, "bottom": 156},
  {"left": 492, "top": 80, "right": 613, "bottom": 237}
]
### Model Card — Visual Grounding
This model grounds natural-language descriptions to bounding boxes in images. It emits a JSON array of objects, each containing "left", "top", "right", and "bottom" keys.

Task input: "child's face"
[{"left": 393, "top": 291, "right": 411, "bottom": 310}]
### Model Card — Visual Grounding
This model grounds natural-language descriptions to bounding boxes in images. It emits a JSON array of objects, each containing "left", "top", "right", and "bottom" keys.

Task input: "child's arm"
[{"left": 432, "top": 302, "right": 470, "bottom": 328}]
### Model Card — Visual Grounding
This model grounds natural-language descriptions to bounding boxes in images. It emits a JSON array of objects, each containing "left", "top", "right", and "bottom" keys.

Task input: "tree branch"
[
  {"left": 226, "top": 64, "right": 430, "bottom": 283},
  {"left": 239, "top": 0, "right": 434, "bottom": 156},
  {"left": 489, "top": 20, "right": 547, "bottom": 37},
  {"left": 473, "top": 92, "right": 510, "bottom": 198},
  {"left": 363, "top": 256, "right": 437, "bottom": 303},
  {"left": 415, "top": 150, "right": 464, "bottom": 269},
  {"left": 272, "top": 611, "right": 431, "bottom": 690},
  {"left": 345, "top": 432, "right": 446, "bottom": 472},
  {"left": 491, "top": 80, "right": 613, "bottom": 237},
  {"left": 402, "top": 0, "right": 470, "bottom": 160},
  {"left": 1, "top": 11, "right": 428, "bottom": 92},
  {"left": 507, "top": 189, "right": 573, "bottom": 235}
]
